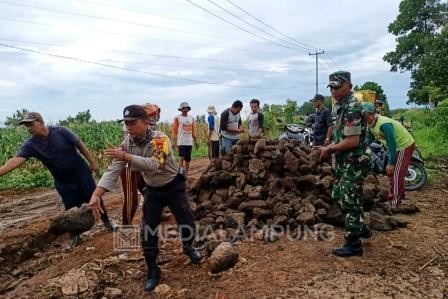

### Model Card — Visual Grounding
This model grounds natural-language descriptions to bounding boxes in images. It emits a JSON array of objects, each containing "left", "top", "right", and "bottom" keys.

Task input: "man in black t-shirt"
[{"left": 311, "top": 94, "right": 333, "bottom": 146}]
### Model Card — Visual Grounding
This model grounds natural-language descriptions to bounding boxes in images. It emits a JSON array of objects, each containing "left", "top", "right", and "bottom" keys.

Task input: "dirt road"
[{"left": 0, "top": 158, "right": 447, "bottom": 298}]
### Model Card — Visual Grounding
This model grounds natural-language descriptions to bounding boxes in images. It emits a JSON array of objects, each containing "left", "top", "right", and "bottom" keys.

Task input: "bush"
[{"left": 435, "top": 99, "right": 448, "bottom": 134}]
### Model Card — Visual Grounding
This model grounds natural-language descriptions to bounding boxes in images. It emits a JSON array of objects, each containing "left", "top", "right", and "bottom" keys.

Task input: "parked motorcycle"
[
  {"left": 368, "top": 142, "right": 427, "bottom": 191},
  {"left": 279, "top": 123, "right": 313, "bottom": 146}
]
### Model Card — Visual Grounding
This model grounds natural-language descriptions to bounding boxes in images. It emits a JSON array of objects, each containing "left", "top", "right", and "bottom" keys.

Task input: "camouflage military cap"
[{"left": 327, "top": 71, "right": 351, "bottom": 88}]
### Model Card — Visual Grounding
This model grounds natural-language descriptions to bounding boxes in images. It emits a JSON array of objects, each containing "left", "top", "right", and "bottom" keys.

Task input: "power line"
[
  {"left": 0, "top": 37, "right": 285, "bottom": 66},
  {"left": 0, "top": 42, "right": 301, "bottom": 90},
  {"left": 185, "top": 0, "right": 309, "bottom": 53},
  {"left": 76, "top": 0, "right": 234, "bottom": 31},
  {"left": 206, "top": 0, "right": 312, "bottom": 52},
  {"left": 325, "top": 52, "right": 340, "bottom": 70},
  {"left": 0, "top": 38, "right": 295, "bottom": 74},
  {"left": 0, "top": 0, "right": 255, "bottom": 41},
  {"left": 319, "top": 56, "right": 336, "bottom": 73},
  {"left": 223, "top": 0, "right": 322, "bottom": 52},
  {"left": 0, "top": 17, "right": 290, "bottom": 56}
]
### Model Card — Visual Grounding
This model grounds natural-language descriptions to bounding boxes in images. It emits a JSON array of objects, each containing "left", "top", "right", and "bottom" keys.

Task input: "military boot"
[
  {"left": 183, "top": 244, "right": 203, "bottom": 264},
  {"left": 333, "top": 235, "right": 363, "bottom": 257},
  {"left": 144, "top": 259, "right": 161, "bottom": 291}
]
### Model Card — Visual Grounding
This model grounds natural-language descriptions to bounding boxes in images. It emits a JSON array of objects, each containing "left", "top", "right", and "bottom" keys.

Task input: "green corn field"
[{"left": 0, "top": 121, "right": 210, "bottom": 191}]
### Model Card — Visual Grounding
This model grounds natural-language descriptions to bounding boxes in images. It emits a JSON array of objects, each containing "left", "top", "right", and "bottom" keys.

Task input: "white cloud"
[{"left": 0, "top": 0, "right": 411, "bottom": 124}]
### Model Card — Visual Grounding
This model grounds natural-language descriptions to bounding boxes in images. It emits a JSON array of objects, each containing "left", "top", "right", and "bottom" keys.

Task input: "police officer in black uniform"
[{"left": 90, "top": 105, "right": 202, "bottom": 292}]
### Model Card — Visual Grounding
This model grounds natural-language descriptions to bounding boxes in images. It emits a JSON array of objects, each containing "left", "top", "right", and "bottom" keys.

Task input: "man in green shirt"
[{"left": 362, "top": 102, "right": 415, "bottom": 207}]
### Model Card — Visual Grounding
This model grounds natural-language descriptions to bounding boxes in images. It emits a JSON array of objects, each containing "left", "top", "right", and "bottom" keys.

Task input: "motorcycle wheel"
[{"left": 404, "top": 161, "right": 427, "bottom": 191}]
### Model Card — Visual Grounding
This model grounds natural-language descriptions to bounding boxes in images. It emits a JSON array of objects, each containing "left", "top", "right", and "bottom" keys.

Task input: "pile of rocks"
[{"left": 189, "top": 137, "right": 389, "bottom": 236}]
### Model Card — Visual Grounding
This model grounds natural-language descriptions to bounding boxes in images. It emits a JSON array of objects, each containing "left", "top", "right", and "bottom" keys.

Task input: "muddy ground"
[{"left": 0, "top": 158, "right": 447, "bottom": 299}]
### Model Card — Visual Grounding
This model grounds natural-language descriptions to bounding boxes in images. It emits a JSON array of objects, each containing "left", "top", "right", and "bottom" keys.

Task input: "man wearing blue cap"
[
  {"left": 319, "top": 71, "right": 371, "bottom": 257},
  {"left": 362, "top": 102, "right": 415, "bottom": 207}
]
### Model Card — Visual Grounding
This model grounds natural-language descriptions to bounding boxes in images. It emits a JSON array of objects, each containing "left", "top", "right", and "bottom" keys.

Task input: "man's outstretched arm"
[{"left": 0, "top": 157, "right": 26, "bottom": 176}]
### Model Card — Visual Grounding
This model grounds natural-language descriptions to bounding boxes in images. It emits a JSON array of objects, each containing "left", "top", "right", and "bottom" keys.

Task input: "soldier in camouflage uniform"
[{"left": 319, "top": 71, "right": 372, "bottom": 257}]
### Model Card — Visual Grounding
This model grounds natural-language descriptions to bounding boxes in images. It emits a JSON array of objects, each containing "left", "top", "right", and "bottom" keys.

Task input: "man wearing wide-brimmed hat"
[
  {"left": 206, "top": 105, "right": 220, "bottom": 160},
  {"left": 172, "top": 102, "right": 199, "bottom": 176}
]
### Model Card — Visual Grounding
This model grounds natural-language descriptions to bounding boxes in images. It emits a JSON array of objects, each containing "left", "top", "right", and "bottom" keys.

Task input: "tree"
[
  {"left": 359, "top": 81, "right": 391, "bottom": 115},
  {"left": 299, "top": 101, "right": 314, "bottom": 115},
  {"left": 59, "top": 110, "right": 92, "bottom": 126},
  {"left": 4, "top": 108, "right": 29, "bottom": 127},
  {"left": 269, "top": 104, "right": 284, "bottom": 119},
  {"left": 383, "top": 0, "right": 448, "bottom": 105},
  {"left": 324, "top": 96, "right": 333, "bottom": 110},
  {"left": 284, "top": 100, "right": 297, "bottom": 123},
  {"left": 262, "top": 103, "right": 270, "bottom": 113}
]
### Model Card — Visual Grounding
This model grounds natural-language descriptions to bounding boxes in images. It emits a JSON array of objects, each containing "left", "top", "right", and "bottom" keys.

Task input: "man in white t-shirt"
[
  {"left": 172, "top": 102, "right": 199, "bottom": 176},
  {"left": 248, "top": 98, "right": 264, "bottom": 137}
]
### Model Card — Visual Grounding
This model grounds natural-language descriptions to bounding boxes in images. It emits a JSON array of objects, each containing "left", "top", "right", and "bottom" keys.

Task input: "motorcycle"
[
  {"left": 279, "top": 123, "right": 313, "bottom": 146},
  {"left": 368, "top": 142, "right": 427, "bottom": 191}
]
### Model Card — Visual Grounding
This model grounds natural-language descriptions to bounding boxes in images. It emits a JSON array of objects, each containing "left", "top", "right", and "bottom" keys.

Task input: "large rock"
[
  {"left": 296, "top": 212, "right": 316, "bottom": 226},
  {"left": 283, "top": 151, "right": 300, "bottom": 173},
  {"left": 254, "top": 139, "right": 266, "bottom": 154},
  {"left": 366, "top": 211, "right": 408, "bottom": 231},
  {"left": 223, "top": 212, "right": 245, "bottom": 229},
  {"left": 238, "top": 200, "right": 268, "bottom": 212},
  {"left": 377, "top": 175, "right": 390, "bottom": 200},
  {"left": 391, "top": 204, "right": 420, "bottom": 214},
  {"left": 211, "top": 172, "right": 234, "bottom": 188},
  {"left": 246, "top": 185, "right": 264, "bottom": 200},
  {"left": 321, "top": 204, "right": 344, "bottom": 226},
  {"left": 224, "top": 191, "right": 245, "bottom": 209},
  {"left": 209, "top": 242, "right": 239, "bottom": 274},
  {"left": 249, "top": 159, "right": 265, "bottom": 175},
  {"left": 252, "top": 208, "right": 274, "bottom": 220},
  {"left": 48, "top": 204, "right": 94, "bottom": 235}
]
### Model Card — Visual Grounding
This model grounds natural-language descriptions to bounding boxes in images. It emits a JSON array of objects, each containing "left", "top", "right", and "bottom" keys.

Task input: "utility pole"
[{"left": 309, "top": 50, "right": 325, "bottom": 94}]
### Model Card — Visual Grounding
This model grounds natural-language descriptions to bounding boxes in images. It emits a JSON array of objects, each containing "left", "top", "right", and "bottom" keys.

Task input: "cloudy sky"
[{"left": 0, "top": 0, "right": 411, "bottom": 123}]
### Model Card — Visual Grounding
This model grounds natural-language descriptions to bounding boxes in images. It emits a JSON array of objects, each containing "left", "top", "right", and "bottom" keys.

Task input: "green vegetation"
[
  {"left": 384, "top": 0, "right": 448, "bottom": 106},
  {"left": 0, "top": 120, "right": 210, "bottom": 191},
  {"left": 393, "top": 106, "right": 448, "bottom": 159}
]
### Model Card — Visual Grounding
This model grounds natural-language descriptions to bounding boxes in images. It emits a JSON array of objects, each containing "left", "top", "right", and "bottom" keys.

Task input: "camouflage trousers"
[{"left": 332, "top": 154, "right": 370, "bottom": 236}]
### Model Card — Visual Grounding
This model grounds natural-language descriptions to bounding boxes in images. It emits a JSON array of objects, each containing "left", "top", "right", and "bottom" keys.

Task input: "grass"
[
  {"left": 393, "top": 108, "right": 448, "bottom": 182},
  {"left": 393, "top": 109, "right": 448, "bottom": 159}
]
